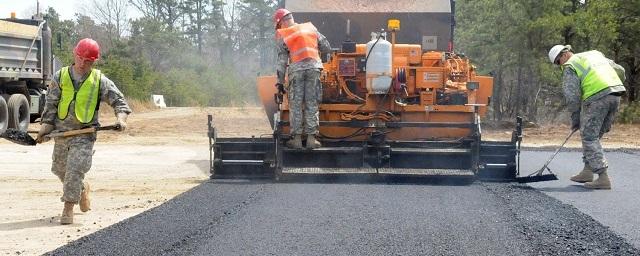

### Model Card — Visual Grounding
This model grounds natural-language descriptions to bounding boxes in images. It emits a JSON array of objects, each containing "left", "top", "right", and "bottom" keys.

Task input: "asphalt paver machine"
[{"left": 208, "top": 0, "right": 523, "bottom": 181}]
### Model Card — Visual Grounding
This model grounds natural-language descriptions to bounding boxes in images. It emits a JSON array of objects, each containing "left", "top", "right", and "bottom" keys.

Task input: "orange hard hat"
[
  {"left": 273, "top": 8, "right": 291, "bottom": 28},
  {"left": 74, "top": 38, "right": 100, "bottom": 61}
]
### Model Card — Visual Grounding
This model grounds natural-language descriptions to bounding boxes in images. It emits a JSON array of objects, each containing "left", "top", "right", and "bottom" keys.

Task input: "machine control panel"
[{"left": 338, "top": 58, "right": 356, "bottom": 76}]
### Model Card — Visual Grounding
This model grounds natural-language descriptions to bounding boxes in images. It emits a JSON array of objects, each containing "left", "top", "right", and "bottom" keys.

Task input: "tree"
[
  {"left": 236, "top": 0, "right": 277, "bottom": 70},
  {"left": 128, "top": 17, "right": 187, "bottom": 71},
  {"left": 44, "top": 7, "right": 76, "bottom": 63},
  {"left": 180, "top": 0, "right": 212, "bottom": 53},
  {"left": 613, "top": 0, "right": 640, "bottom": 102},
  {"left": 456, "top": 0, "right": 636, "bottom": 123},
  {"left": 86, "top": 0, "right": 130, "bottom": 44},
  {"left": 130, "top": 0, "right": 185, "bottom": 30}
]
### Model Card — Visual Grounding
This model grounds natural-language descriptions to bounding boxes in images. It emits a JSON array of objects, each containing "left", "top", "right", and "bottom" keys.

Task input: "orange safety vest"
[{"left": 276, "top": 22, "right": 320, "bottom": 63}]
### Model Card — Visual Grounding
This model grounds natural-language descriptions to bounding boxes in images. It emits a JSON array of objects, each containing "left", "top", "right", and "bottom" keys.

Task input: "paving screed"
[{"left": 48, "top": 179, "right": 638, "bottom": 255}]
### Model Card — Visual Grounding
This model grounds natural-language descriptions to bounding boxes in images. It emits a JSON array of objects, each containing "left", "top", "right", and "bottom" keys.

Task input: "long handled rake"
[
  {"left": 516, "top": 129, "right": 577, "bottom": 183},
  {"left": 1, "top": 124, "right": 121, "bottom": 146}
]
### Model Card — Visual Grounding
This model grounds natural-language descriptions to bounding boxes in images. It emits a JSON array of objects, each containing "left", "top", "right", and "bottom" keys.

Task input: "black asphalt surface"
[
  {"left": 523, "top": 149, "right": 640, "bottom": 248},
  {"left": 48, "top": 176, "right": 639, "bottom": 255}
]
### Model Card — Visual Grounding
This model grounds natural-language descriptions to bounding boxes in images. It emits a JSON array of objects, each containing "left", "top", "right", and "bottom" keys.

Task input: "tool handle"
[
  {"left": 537, "top": 129, "right": 577, "bottom": 174},
  {"left": 98, "top": 124, "right": 121, "bottom": 131},
  {"left": 45, "top": 124, "right": 121, "bottom": 138},
  {"left": 47, "top": 127, "right": 96, "bottom": 138}
]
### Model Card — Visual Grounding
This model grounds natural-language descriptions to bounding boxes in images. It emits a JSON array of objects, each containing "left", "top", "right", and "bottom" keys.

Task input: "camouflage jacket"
[
  {"left": 276, "top": 28, "right": 332, "bottom": 84},
  {"left": 41, "top": 65, "right": 132, "bottom": 131}
]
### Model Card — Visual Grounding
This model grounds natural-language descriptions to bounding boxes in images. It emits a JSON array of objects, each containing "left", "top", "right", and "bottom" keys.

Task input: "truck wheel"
[
  {"left": 7, "top": 94, "right": 30, "bottom": 132},
  {"left": 0, "top": 97, "right": 8, "bottom": 134}
]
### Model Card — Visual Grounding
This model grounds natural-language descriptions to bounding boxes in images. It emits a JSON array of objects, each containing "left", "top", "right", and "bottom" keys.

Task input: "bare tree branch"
[{"left": 84, "top": 0, "right": 130, "bottom": 42}]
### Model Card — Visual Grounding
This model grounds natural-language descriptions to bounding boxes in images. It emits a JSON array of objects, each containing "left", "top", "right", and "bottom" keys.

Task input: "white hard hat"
[{"left": 548, "top": 45, "right": 572, "bottom": 64}]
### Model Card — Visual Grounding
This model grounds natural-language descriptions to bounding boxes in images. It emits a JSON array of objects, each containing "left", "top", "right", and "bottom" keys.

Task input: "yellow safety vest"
[
  {"left": 563, "top": 50, "right": 623, "bottom": 100},
  {"left": 57, "top": 67, "right": 101, "bottom": 123}
]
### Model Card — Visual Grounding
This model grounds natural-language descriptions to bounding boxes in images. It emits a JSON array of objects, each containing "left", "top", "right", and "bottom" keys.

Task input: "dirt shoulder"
[
  {"left": 1, "top": 107, "right": 273, "bottom": 255},
  {"left": 108, "top": 106, "right": 640, "bottom": 149},
  {"left": 483, "top": 123, "right": 640, "bottom": 149}
]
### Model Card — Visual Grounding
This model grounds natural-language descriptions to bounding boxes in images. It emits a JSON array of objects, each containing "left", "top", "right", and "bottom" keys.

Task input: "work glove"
[
  {"left": 116, "top": 113, "right": 128, "bottom": 132},
  {"left": 275, "top": 83, "right": 286, "bottom": 94},
  {"left": 35, "top": 123, "right": 55, "bottom": 144},
  {"left": 570, "top": 112, "right": 580, "bottom": 132},
  {"left": 275, "top": 83, "right": 286, "bottom": 104}
]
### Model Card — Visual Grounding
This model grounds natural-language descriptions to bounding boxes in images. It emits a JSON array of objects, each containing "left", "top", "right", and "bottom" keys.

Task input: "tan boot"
[
  {"left": 570, "top": 165, "right": 594, "bottom": 183},
  {"left": 286, "top": 135, "right": 303, "bottom": 149},
  {"left": 61, "top": 202, "right": 74, "bottom": 225},
  {"left": 306, "top": 134, "right": 321, "bottom": 149},
  {"left": 584, "top": 171, "right": 611, "bottom": 190},
  {"left": 80, "top": 182, "right": 91, "bottom": 212}
]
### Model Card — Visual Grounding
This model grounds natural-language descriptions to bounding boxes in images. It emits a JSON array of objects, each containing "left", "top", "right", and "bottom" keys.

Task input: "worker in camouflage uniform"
[
  {"left": 36, "top": 38, "right": 131, "bottom": 224},
  {"left": 548, "top": 45, "right": 626, "bottom": 189},
  {"left": 273, "top": 8, "right": 331, "bottom": 149}
]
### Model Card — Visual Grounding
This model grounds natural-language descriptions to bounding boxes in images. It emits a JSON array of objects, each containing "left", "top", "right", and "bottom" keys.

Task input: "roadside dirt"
[
  {"left": 101, "top": 106, "right": 640, "bottom": 148},
  {"left": 0, "top": 107, "right": 273, "bottom": 256},
  {"left": 96, "top": 107, "right": 273, "bottom": 145},
  {"left": 483, "top": 123, "right": 640, "bottom": 149},
  {"left": 1, "top": 106, "right": 638, "bottom": 255}
]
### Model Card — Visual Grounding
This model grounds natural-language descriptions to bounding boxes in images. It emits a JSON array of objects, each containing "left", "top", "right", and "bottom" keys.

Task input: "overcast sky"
[
  {"left": 0, "top": 0, "right": 80, "bottom": 19},
  {"left": 0, "top": 0, "right": 141, "bottom": 20}
]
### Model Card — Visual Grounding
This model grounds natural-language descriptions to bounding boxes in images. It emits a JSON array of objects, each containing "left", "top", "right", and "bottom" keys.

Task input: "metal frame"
[{"left": 207, "top": 113, "right": 522, "bottom": 181}]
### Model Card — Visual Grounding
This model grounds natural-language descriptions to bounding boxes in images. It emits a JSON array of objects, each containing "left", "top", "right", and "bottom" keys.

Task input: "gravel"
[{"left": 483, "top": 183, "right": 639, "bottom": 255}]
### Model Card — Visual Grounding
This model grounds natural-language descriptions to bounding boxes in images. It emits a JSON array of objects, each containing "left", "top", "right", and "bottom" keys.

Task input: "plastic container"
[{"left": 366, "top": 32, "right": 392, "bottom": 94}]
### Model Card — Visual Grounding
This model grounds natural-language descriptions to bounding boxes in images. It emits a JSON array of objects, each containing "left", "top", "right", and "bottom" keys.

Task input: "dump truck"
[
  {"left": 0, "top": 13, "right": 53, "bottom": 134},
  {"left": 207, "top": 0, "right": 523, "bottom": 181}
]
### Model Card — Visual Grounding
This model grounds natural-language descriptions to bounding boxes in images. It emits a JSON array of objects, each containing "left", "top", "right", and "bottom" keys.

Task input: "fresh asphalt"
[
  {"left": 522, "top": 149, "right": 640, "bottom": 249},
  {"left": 48, "top": 151, "right": 640, "bottom": 256}
]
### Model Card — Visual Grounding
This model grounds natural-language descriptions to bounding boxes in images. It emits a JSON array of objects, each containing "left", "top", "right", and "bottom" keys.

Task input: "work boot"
[
  {"left": 306, "top": 134, "right": 321, "bottom": 149},
  {"left": 570, "top": 165, "right": 594, "bottom": 183},
  {"left": 286, "top": 135, "right": 303, "bottom": 149},
  {"left": 80, "top": 182, "right": 91, "bottom": 212},
  {"left": 61, "top": 202, "right": 74, "bottom": 225},
  {"left": 584, "top": 171, "right": 611, "bottom": 190}
]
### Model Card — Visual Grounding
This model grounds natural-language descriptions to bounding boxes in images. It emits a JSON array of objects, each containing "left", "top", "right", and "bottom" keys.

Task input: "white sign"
[
  {"left": 152, "top": 95, "right": 167, "bottom": 108},
  {"left": 422, "top": 36, "right": 438, "bottom": 50}
]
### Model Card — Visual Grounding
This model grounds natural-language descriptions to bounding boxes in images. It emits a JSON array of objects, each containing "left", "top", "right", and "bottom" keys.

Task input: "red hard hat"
[
  {"left": 74, "top": 38, "right": 100, "bottom": 61},
  {"left": 273, "top": 8, "right": 291, "bottom": 28}
]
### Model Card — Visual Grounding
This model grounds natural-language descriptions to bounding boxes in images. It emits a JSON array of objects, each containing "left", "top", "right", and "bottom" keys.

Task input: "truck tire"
[
  {"left": 0, "top": 97, "right": 8, "bottom": 134},
  {"left": 7, "top": 94, "right": 30, "bottom": 132}
]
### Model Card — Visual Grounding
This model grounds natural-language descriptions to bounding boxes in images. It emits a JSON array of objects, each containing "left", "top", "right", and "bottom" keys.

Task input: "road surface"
[{"left": 47, "top": 150, "right": 640, "bottom": 256}]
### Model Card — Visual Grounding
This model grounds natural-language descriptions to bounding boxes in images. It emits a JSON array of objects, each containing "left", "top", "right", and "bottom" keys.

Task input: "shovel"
[
  {"left": 0, "top": 124, "right": 121, "bottom": 146},
  {"left": 516, "top": 128, "right": 578, "bottom": 183}
]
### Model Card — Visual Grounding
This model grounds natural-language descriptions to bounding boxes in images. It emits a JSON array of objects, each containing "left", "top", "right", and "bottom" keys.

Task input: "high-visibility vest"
[
  {"left": 276, "top": 22, "right": 320, "bottom": 63},
  {"left": 57, "top": 67, "right": 101, "bottom": 123},
  {"left": 563, "top": 50, "right": 623, "bottom": 100}
]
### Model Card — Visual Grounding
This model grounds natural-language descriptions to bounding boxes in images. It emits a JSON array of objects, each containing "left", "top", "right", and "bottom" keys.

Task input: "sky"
[
  {"left": 0, "top": 0, "right": 80, "bottom": 19},
  {"left": 0, "top": 0, "right": 140, "bottom": 20}
]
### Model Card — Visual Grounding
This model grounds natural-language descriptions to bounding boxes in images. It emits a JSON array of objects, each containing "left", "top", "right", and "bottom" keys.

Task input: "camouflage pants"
[
  {"left": 51, "top": 134, "right": 96, "bottom": 203},
  {"left": 288, "top": 69, "right": 322, "bottom": 135},
  {"left": 580, "top": 94, "right": 621, "bottom": 174}
]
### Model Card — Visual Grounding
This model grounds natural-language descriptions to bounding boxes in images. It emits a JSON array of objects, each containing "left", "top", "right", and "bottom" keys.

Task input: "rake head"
[
  {"left": 516, "top": 166, "right": 558, "bottom": 183},
  {"left": 516, "top": 173, "right": 558, "bottom": 183}
]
